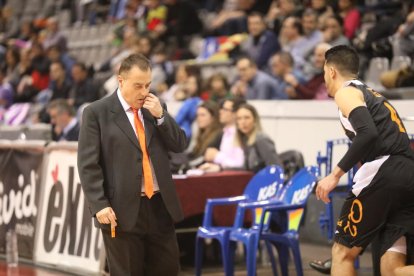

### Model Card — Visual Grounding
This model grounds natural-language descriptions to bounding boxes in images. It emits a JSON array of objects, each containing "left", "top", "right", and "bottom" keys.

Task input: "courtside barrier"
[{"left": 0, "top": 141, "right": 104, "bottom": 275}]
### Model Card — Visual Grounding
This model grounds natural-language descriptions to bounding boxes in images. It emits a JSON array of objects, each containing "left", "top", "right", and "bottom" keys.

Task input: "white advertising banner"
[{"left": 35, "top": 148, "right": 103, "bottom": 274}]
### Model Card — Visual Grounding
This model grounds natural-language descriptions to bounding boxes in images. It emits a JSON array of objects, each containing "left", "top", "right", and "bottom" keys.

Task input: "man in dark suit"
[
  {"left": 47, "top": 99, "right": 80, "bottom": 141},
  {"left": 77, "top": 54, "right": 188, "bottom": 275}
]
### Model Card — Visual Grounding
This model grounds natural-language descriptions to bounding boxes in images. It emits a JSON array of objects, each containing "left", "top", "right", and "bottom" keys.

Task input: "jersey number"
[{"left": 384, "top": 102, "right": 406, "bottom": 133}]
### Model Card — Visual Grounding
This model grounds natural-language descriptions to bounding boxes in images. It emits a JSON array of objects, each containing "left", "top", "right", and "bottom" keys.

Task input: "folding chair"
[
  {"left": 316, "top": 138, "right": 357, "bottom": 241},
  {"left": 228, "top": 166, "right": 319, "bottom": 276},
  {"left": 194, "top": 165, "right": 284, "bottom": 276}
]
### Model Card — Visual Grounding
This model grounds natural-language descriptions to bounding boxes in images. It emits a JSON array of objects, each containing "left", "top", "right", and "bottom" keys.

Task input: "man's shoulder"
[
  {"left": 256, "top": 71, "right": 273, "bottom": 81},
  {"left": 85, "top": 93, "right": 117, "bottom": 112}
]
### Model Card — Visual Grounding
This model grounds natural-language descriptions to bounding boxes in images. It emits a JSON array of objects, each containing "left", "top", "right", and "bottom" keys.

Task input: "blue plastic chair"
[
  {"left": 228, "top": 166, "right": 319, "bottom": 276},
  {"left": 316, "top": 138, "right": 357, "bottom": 241},
  {"left": 194, "top": 165, "right": 285, "bottom": 276}
]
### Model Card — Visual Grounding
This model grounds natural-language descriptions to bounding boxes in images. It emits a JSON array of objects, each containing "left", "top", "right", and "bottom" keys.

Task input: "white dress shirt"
[{"left": 117, "top": 89, "right": 160, "bottom": 193}]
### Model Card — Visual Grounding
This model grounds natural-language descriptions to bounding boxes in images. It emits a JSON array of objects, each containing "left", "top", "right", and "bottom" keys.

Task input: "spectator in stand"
[
  {"left": 310, "top": 0, "right": 334, "bottom": 29},
  {"left": 323, "top": 14, "right": 350, "bottom": 47},
  {"left": 187, "top": 101, "right": 222, "bottom": 168},
  {"left": 284, "top": 42, "right": 331, "bottom": 99},
  {"left": 47, "top": 99, "right": 80, "bottom": 141},
  {"left": 108, "top": 0, "right": 129, "bottom": 22},
  {"left": 14, "top": 43, "right": 50, "bottom": 103},
  {"left": 241, "top": 12, "right": 280, "bottom": 70},
  {"left": 0, "top": 65, "right": 14, "bottom": 114},
  {"left": 280, "top": 16, "right": 308, "bottom": 70},
  {"left": 205, "top": 73, "right": 231, "bottom": 103},
  {"left": 136, "top": 34, "right": 153, "bottom": 58},
  {"left": 301, "top": 9, "right": 323, "bottom": 59},
  {"left": 4, "top": 46, "right": 20, "bottom": 90},
  {"left": 68, "top": 62, "right": 99, "bottom": 109},
  {"left": 231, "top": 56, "right": 282, "bottom": 99},
  {"left": 13, "top": 48, "right": 31, "bottom": 98},
  {"left": 28, "top": 43, "right": 51, "bottom": 92},
  {"left": 201, "top": 97, "right": 246, "bottom": 172},
  {"left": 46, "top": 45, "right": 75, "bottom": 79},
  {"left": 161, "top": 0, "right": 203, "bottom": 48},
  {"left": 175, "top": 74, "right": 203, "bottom": 139},
  {"left": 41, "top": 17, "right": 68, "bottom": 53},
  {"left": 209, "top": 0, "right": 273, "bottom": 36},
  {"left": 269, "top": 51, "right": 305, "bottom": 99},
  {"left": 207, "top": 0, "right": 242, "bottom": 35},
  {"left": 0, "top": 5, "right": 20, "bottom": 42},
  {"left": 266, "top": 0, "right": 303, "bottom": 37},
  {"left": 15, "top": 19, "right": 36, "bottom": 43},
  {"left": 391, "top": 10, "right": 414, "bottom": 58},
  {"left": 161, "top": 64, "right": 199, "bottom": 102},
  {"left": 337, "top": 0, "right": 360, "bottom": 40},
  {"left": 150, "top": 44, "right": 174, "bottom": 93},
  {"left": 235, "top": 103, "right": 281, "bottom": 172},
  {"left": 145, "top": 0, "right": 167, "bottom": 38},
  {"left": 36, "top": 61, "right": 73, "bottom": 123},
  {"left": 49, "top": 61, "right": 72, "bottom": 101}
]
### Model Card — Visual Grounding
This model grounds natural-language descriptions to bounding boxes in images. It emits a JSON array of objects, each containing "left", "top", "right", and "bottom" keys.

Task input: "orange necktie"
[{"left": 132, "top": 108, "right": 154, "bottom": 198}]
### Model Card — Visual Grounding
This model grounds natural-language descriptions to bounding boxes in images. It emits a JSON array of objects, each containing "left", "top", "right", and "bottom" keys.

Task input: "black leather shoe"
[{"left": 309, "top": 259, "right": 332, "bottom": 274}]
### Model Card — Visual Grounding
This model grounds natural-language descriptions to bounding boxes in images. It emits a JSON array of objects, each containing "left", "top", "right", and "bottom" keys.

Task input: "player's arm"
[
  {"left": 335, "top": 86, "right": 379, "bottom": 173},
  {"left": 316, "top": 87, "right": 378, "bottom": 203}
]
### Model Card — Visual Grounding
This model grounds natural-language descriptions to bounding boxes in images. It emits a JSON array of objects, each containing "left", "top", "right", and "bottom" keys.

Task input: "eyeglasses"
[{"left": 220, "top": 107, "right": 233, "bottom": 112}]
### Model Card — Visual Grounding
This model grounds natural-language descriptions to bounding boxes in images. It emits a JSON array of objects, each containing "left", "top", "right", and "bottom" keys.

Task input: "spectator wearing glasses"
[
  {"left": 200, "top": 97, "right": 246, "bottom": 172},
  {"left": 47, "top": 99, "right": 79, "bottom": 141}
]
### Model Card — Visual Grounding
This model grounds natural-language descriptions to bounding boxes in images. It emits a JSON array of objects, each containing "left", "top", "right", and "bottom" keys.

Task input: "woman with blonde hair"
[{"left": 235, "top": 103, "right": 281, "bottom": 172}]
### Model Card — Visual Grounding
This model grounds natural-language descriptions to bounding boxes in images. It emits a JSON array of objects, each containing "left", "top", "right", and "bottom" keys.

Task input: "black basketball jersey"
[{"left": 339, "top": 80, "right": 414, "bottom": 163}]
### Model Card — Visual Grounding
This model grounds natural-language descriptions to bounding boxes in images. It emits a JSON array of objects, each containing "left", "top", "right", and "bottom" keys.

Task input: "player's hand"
[
  {"left": 315, "top": 174, "right": 340, "bottom": 203},
  {"left": 96, "top": 207, "right": 117, "bottom": 227},
  {"left": 143, "top": 93, "right": 163, "bottom": 118}
]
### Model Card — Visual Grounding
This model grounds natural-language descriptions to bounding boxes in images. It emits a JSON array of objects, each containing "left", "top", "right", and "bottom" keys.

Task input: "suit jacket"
[
  {"left": 77, "top": 92, "right": 187, "bottom": 231},
  {"left": 59, "top": 121, "right": 80, "bottom": 141}
]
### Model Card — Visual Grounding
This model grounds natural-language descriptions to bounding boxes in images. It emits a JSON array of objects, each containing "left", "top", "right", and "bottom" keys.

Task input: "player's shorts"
[{"left": 334, "top": 155, "right": 414, "bottom": 255}]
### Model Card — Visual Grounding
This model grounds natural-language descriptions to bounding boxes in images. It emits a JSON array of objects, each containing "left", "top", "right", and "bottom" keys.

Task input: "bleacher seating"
[
  {"left": 365, "top": 57, "right": 389, "bottom": 91},
  {"left": 391, "top": 55, "right": 412, "bottom": 70}
]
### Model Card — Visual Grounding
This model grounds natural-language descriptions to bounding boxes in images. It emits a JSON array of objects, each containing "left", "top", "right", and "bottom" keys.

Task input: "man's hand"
[
  {"left": 316, "top": 173, "right": 340, "bottom": 203},
  {"left": 96, "top": 207, "right": 117, "bottom": 228},
  {"left": 285, "top": 86, "right": 297, "bottom": 99},
  {"left": 143, "top": 93, "right": 163, "bottom": 118},
  {"left": 284, "top": 73, "right": 298, "bottom": 87},
  {"left": 204, "top": 148, "right": 219, "bottom": 162},
  {"left": 231, "top": 80, "right": 247, "bottom": 97}
]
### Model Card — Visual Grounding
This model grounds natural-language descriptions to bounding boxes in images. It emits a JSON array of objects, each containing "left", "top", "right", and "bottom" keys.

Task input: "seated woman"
[
  {"left": 187, "top": 101, "right": 222, "bottom": 168},
  {"left": 200, "top": 102, "right": 281, "bottom": 173},
  {"left": 235, "top": 103, "right": 281, "bottom": 172},
  {"left": 175, "top": 74, "right": 202, "bottom": 139}
]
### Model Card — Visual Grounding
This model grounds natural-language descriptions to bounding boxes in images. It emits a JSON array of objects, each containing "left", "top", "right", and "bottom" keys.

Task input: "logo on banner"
[
  {"left": 35, "top": 150, "right": 102, "bottom": 273},
  {"left": 0, "top": 148, "right": 43, "bottom": 259},
  {"left": 0, "top": 171, "right": 37, "bottom": 229}
]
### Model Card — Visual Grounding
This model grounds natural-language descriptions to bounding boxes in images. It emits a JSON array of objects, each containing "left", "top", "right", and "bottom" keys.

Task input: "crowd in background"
[{"left": 0, "top": 0, "right": 413, "bottom": 172}]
